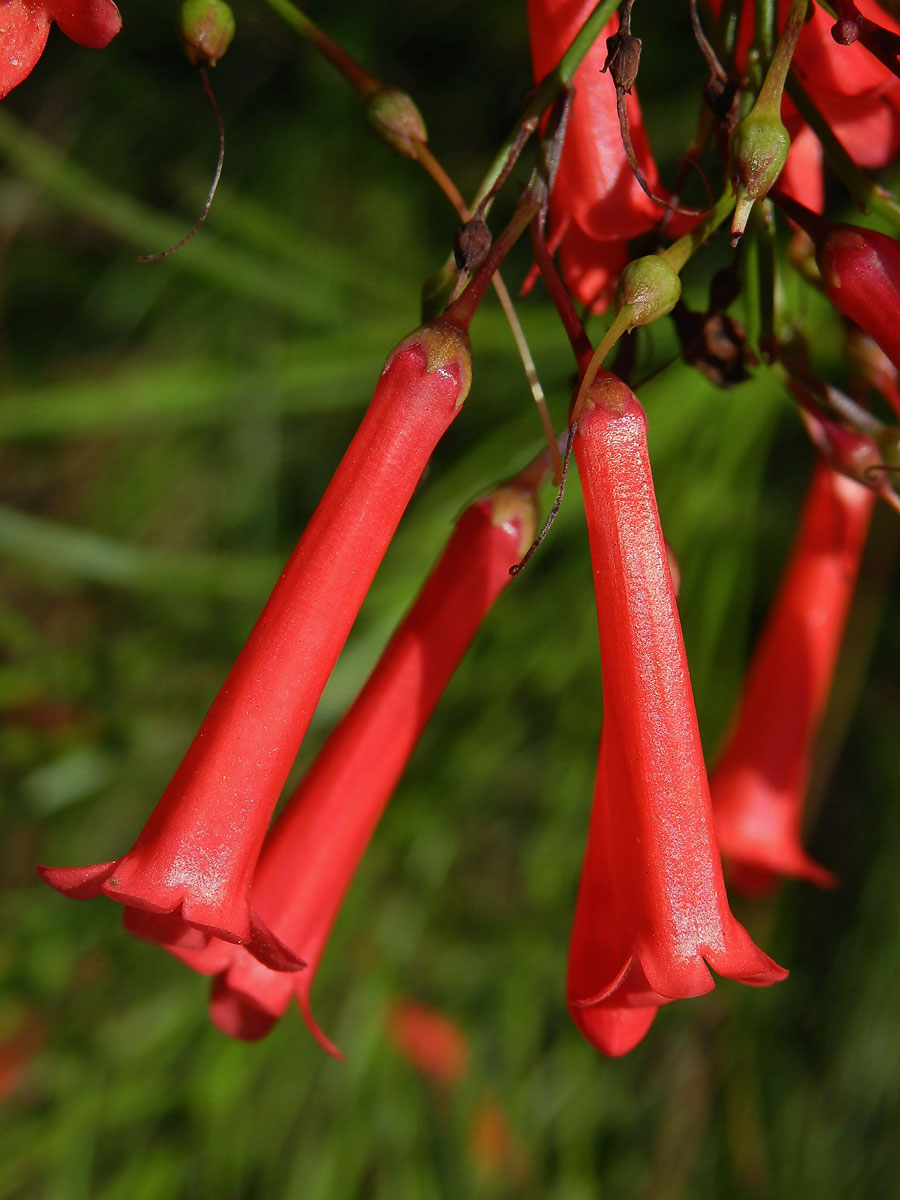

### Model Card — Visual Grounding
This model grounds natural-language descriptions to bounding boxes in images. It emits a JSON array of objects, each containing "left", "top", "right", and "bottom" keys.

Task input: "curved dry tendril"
[
  {"left": 138, "top": 67, "right": 225, "bottom": 263},
  {"left": 509, "top": 422, "right": 578, "bottom": 576}
]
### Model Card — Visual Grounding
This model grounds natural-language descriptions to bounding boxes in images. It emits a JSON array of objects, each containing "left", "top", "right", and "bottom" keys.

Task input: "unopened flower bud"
[
  {"left": 367, "top": 87, "right": 428, "bottom": 159},
  {"left": 817, "top": 224, "right": 900, "bottom": 372},
  {"left": 179, "top": 0, "right": 235, "bottom": 67},
  {"left": 730, "top": 111, "right": 790, "bottom": 243},
  {"left": 618, "top": 254, "right": 682, "bottom": 327}
]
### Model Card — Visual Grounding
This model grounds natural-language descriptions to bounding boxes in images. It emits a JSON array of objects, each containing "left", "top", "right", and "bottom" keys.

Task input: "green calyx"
[
  {"left": 367, "top": 88, "right": 428, "bottom": 159},
  {"left": 179, "top": 0, "right": 235, "bottom": 67},
  {"left": 618, "top": 255, "right": 682, "bottom": 328},
  {"left": 729, "top": 110, "right": 789, "bottom": 242}
]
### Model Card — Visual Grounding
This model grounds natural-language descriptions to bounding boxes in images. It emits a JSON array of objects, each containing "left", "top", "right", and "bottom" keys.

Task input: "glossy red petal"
[
  {"left": 0, "top": 1, "right": 51, "bottom": 99},
  {"left": 819, "top": 225, "right": 900, "bottom": 372},
  {"left": 779, "top": 122, "right": 825, "bottom": 214},
  {"left": 47, "top": 0, "right": 121, "bottom": 48}
]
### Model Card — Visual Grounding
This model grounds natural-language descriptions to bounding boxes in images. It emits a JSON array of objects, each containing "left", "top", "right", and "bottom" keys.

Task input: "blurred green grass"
[{"left": 1, "top": 1, "right": 899, "bottom": 1197}]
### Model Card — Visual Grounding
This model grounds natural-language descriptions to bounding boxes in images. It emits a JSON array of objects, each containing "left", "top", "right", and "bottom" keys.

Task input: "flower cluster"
[{"left": 30, "top": 0, "right": 900, "bottom": 1062}]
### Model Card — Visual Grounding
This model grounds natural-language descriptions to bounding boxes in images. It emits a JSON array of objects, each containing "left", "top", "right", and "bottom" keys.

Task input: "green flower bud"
[
  {"left": 179, "top": 0, "right": 235, "bottom": 67},
  {"left": 367, "top": 87, "right": 427, "bottom": 159},
  {"left": 618, "top": 254, "right": 682, "bottom": 328},
  {"left": 729, "top": 111, "right": 789, "bottom": 243}
]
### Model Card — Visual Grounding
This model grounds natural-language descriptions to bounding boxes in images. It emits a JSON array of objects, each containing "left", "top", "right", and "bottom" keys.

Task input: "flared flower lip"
[
  {"left": 36, "top": 859, "right": 307, "bottom": 972},
  {"left": 568, "top": 944, "right": 787, "bottom": 1012}
]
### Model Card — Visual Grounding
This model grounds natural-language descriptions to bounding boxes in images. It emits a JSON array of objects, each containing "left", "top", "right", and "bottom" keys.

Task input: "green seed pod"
[
  {"left": 618, "top": 254, "right": 682, "bottom": 328},
  {"left": 179, "top": 0, "right": 235, "bottom": 68},
  {"left": 729, "top": 110, "right": 790, "bottom": 242},
  {"left": 366, "top": 87, "right": 428, "bottom": 159}
]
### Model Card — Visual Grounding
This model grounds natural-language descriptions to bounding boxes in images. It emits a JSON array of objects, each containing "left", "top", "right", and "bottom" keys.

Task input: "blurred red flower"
[
  {"left": 712, "top": 463, "right": 874, "bottom": 895},
  {"left": 385, "top": 1001, "right": 470, "bottom": 1085}
]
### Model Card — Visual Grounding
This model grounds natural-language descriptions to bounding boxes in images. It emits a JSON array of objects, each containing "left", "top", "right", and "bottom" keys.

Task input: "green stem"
[
  {"left": 661, "top": 188, "right": 736, "bottom": 273},
  {"left": 570, "top": 187, "right": 735, "bottom": 421},
  {"left": 755, "top": 0, "right": 776, "bottom": 62},
  {"left": 756, "top": 0, "right": 809, "bottom": 111},
  {"left": 570, "top": 305, "right": 635, "bottom": 423},
  {"left": 741, "top": 202, "right": 776, "bottom": 362}
]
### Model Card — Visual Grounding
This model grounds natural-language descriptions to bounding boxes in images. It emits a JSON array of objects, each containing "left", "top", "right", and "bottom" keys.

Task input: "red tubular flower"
[
  {"left": 165, "top": 477, "right": 540, "bottom": 1049},
  {"left": 526, "top": 0, "right": 680, "bottom": 310},
  {"left": 1, "top": 0, "right": 122, "bottom": 99},
  {"left": 777, "top": 195, "right": 900, "bottom": 373},
  {"left": 567, "top": 373, "right": 787, "bottom": 1058},
  {"left": 38, "top": 321, "right": 472, "bottom": 971},
  {"left": 817, "top": 225, "right": 900, "bottom": 373},
  {"left": 711, "top": 462, "right": 874, "bottom": 896}
]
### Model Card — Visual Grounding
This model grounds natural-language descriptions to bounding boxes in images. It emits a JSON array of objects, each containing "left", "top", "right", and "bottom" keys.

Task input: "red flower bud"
[
  {"left": 1, "top": 0, "right": 122, "bottom": 99},
  {"left": 817, "top": 224, "right": 900, "bottom": 373},
  {"left": 164, "top": 480, "right": 539, "bottom": 1049},
  {"left": 779, "top": 124, "right": 825, "bottom": 215},
  {"left": 567, "top": 373, "right": 787, "bottom": 1057},
  {"left": 711, "top": 462, "right": 874, "bottom": 895},
  {"left": 38, "top": 322, "right": 472, "bottom": 971}
]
